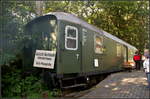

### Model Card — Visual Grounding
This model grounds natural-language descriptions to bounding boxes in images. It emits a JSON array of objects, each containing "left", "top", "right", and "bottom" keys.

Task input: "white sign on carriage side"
[
  {"left": 94, "top": 59, "right": 99, "bottom": 67},
  {"left": 33, "top": 50, "right": 56, "bottom": 69}
]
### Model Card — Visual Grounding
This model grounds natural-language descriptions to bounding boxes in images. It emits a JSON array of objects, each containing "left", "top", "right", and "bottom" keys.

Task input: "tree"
[{"left": 43, "top": 1, "right": 149, "bottom": 52}]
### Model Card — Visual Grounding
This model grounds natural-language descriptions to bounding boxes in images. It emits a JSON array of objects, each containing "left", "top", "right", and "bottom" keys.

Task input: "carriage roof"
[
  {"left": 45, "top": 12, "right": 103, "bottom": 35},
  {"left": 45, "top": 12, "right": 136, "bottom": 50}
]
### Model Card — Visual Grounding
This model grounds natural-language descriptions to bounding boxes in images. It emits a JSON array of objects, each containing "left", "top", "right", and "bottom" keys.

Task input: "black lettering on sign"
[
  {"left": 44, "top": 53, "right": 54, "bottom": 57},
  {"left": 37, "top": 57, "right": 52, "bottom": 60},
  {"left": 36, "top": 52, "right": 44, "bottom": 56},
  {"left": 41, "top": 62, "right": 51, "bottom": 66},
  {"left": 36, "top": 62, "right": 41, "bottom": 65}
]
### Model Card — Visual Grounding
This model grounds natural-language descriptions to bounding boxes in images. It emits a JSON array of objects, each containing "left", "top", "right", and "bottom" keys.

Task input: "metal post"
[{"left": 148, "top": 1, "right": 150, "bottom": 72}]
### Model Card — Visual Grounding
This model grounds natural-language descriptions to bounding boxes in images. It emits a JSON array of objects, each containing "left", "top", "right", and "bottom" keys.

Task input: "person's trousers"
[
  {"left": 135, "top": 61, "right": 141, "bottom": 70},
  {"left": 146, "top": 73, "right": 150, "bottom": 88}
]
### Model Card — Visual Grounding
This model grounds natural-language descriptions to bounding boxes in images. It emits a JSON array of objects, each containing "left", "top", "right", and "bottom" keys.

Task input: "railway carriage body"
[{"left": 24, "top": 12, "right": 137, "bottom": 89}]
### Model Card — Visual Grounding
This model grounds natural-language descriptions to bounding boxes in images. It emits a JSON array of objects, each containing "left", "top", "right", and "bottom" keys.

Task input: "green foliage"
[
  {"left": 1, "top": 1, "right": 36, "bottom": 65},
  {"left": 2, "top": 69, "right": 22, "bottom": 97},
  {"left": 44, "top": 1, "right": 149, "bottom": 52},
  {"left": 1, "top": 1, "right": 148, "bottom": 64},
  {"left": 2, "top": 66, "right": 54, "bottom": 98},
  {"left": 1, "top": 1, "right": 149, "bottom": 98},
  {"left": 51, "top": 89, "right": 62, "bottom": 97}
]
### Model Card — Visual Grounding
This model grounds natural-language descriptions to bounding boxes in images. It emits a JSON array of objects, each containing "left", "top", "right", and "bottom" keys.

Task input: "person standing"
[
  {"left": 141, "top": 55, "right": 146, "bottom": 69},
  {"left": 143, "top": 56, "right": 150, "bottom": 89},
  {"left": 133, "top": 51, "right": 141, "bottom": 70}
]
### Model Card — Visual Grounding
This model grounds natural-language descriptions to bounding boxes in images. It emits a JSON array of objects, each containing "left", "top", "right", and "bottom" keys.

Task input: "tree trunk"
[{"left": 35, "top": 1, "right": 45, "bottom": 16}]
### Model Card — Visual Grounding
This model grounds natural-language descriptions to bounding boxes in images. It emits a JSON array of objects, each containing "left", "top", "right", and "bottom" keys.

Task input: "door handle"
[{"left": 76, "top": 54, "right": 79, "bottom": 60}]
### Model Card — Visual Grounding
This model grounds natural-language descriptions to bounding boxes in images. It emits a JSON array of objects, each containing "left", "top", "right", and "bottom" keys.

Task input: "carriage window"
[
  {"left": 65, "top": 25, "right": 78, "bottom": 50},
  {"left": 117, "top": 43, "right": 122, "bottom": 57},
  {"left": 95, "top": 36, "right": 103, "bottom": 54}
]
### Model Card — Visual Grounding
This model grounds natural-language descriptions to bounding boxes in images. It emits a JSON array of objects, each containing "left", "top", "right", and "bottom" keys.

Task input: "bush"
[
  {"left": 2, "top": 69, "right": 22, "bottom": 97},
  {"left": 2, "top": 66, "right": 54, "bottom": 98}
]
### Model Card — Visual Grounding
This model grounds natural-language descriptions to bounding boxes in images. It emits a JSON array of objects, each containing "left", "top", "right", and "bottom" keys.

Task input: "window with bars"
[
  {"left": 95, "top": 36, "right": 103, "bottom": 54},
  {"left": 65, "top": 25, "right": 78, "bottom": 50}
]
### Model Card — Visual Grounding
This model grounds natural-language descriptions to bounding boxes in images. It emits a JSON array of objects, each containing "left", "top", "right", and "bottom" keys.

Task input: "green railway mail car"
[{"left": 24, "top": 12, "right": 137, "bottom": 89}]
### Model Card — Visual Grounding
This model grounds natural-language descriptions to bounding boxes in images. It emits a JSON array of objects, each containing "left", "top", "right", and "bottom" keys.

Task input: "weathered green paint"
[
  {"left": 25, "top": 14, "right": 137, "bottom": 77},
  {"left": 24, "top": 15, "right": 58, "bottom": 72},
  {"left": 57, "top": 20, "right": 127, "bottom": 74},
  {"left": 81, "top": 28, "right": 95, "bottom": 73},
  {"left": 103, "top": 37, "right": 117, "bottom": 70},
  {"left": 57, "top": 20, "right": 81, "bottom": 74}
]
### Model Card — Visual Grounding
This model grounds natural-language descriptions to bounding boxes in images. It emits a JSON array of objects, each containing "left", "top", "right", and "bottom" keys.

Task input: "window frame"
[
  {"left": 94, "top": 35, "right": 103, "bottom": 54},
  {"left": 65, "top": 25, "right": 78, "bottom": 50},
  {"left": 116, "top": 43, "right": 122, "bottom": 57}
]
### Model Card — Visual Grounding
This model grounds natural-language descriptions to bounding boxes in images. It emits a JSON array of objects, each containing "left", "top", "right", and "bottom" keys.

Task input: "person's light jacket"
[{"left": 143, "top": 58, "right": 150, "bottom": 73}]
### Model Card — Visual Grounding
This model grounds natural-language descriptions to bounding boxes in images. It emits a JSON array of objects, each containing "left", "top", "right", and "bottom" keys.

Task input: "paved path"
[{"left": 80, "top": 70, "right": 150, "bottom": 98}]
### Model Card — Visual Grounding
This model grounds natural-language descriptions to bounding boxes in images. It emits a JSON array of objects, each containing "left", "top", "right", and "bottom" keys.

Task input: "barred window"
[
  {"left": 95, "top": 36, "right": 103, "bottom": 54},
  {"left": 65, "top": 25, "right": 78, "bottom": 50}
]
